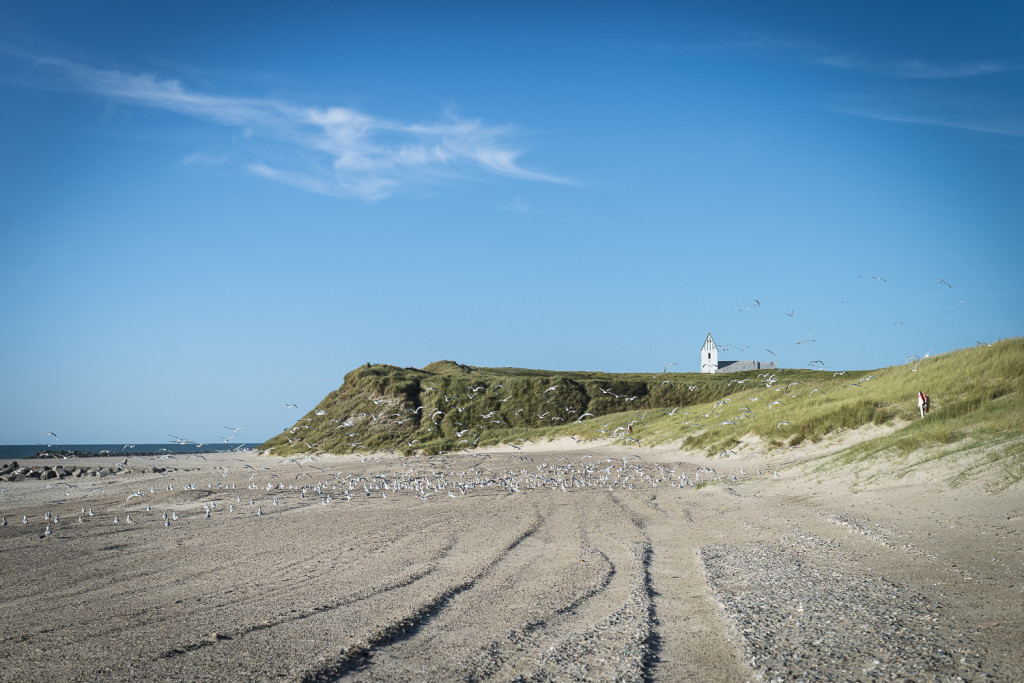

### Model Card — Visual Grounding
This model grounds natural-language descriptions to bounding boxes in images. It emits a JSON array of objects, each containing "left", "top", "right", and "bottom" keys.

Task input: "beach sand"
[{"left": 0, "top": 431, "right": 1020, "bottom": 681}]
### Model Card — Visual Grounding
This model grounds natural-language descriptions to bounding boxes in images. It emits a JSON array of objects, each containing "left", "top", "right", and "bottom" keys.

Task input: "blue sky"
[{"left": 1, "top": 1, "right": 1021, "bottom": 444}]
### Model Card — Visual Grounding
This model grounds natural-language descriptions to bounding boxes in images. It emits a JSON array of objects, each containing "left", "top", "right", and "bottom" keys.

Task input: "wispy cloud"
[
  {"left": 892, "top": 59, "right": 1014, "bottom": 79},
  {"left": 179, "top": 151, "right": 231, "bottom": 167},
  {"left": 634, "top": 29, "right": 1017, "bottom": 81},
  {"left": 799, "top": 47, "right": 1022, "bottom": 138},
  {"left": 812, "top": 53, "right": 1018, "bottom": 80},
  {"left": 811, "top": 54, "right": 865, "bottom": 72},
  {"left": 500, "top": 197, "right": 529, "bottom": 213},
  {"left": 830, "top": 105, "right": 1024, "bottom": 138},
  {"left": 32, "top": 55, "right": 568, "bottom": 200}
]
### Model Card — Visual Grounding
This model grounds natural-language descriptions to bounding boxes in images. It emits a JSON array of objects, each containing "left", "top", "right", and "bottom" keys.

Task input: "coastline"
[{"left": 0, "top": 443, "right": 263, "bottom": 463}]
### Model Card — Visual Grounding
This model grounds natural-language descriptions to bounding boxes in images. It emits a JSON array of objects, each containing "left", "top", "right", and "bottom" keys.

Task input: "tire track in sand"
[
  {"left": 348, "top": 493, "right": 634, "bottom": 681},
  {"left": 298, "top": 512, "right": 543, "bottom": 682},
  {"left": 158, "top": 531, "right": 459, "bottom": 659}
]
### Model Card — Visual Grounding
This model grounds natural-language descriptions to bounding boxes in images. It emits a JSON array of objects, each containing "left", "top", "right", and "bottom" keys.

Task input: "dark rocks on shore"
[
  {"left": 0, "top": 461, "right": 168, "bottom": 482},
  {"left": 31, "top": 449, "right": 177, "bottom": 460}
]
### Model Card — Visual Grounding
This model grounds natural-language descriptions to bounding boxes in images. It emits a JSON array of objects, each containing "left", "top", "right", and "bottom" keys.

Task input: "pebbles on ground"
[{"left": 701, "top": 538, "right": 993, "bottom": 681}]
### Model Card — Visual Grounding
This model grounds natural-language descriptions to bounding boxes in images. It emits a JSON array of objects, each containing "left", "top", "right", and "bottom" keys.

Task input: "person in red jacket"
[{"left": 917, "top": 391, "right": 927, "bottom": 418}]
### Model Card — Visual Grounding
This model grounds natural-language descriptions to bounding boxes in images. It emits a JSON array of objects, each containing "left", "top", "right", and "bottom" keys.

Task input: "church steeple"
[{"left": 701, "top": 332, "right": 719, "bottom": 373}]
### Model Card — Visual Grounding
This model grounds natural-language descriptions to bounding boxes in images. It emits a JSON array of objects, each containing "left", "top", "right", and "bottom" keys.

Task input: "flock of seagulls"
[
  {"left": 2, "top": 450, "right": 778, "bottom": 542},
  {"left": 168, "top": 426, "right": 251, "bottom": 450},
  {"left": 727, "top": 274, "right": 965, "bottom": 372},
  {"left": 642, "top": 369, "right": 884, "bottom": 449}
]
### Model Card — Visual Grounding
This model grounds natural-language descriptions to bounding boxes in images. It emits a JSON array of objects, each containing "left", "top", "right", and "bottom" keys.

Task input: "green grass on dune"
[
  {"left": 262, "top": 339, "right": 1024, "bottom": 488},
  {"left": 804, "top": 339, "right": 1024, "bottom": 489},
  {"left": 262, "top": 360, "right": 768, "bottom": 456}
]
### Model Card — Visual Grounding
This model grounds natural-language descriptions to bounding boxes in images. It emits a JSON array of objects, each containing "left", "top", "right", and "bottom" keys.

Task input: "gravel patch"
[{"left": 700, "top": 539, "right": 995, "bottom": 681}]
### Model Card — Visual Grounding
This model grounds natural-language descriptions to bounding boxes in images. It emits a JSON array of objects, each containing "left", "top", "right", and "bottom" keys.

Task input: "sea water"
[{"left": 0, "top": 443, "right": 261, "bottom": 462}]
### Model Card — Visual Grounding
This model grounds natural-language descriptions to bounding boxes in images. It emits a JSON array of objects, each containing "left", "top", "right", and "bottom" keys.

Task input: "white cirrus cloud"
[
  {"left": 500, "top": 197, "right": 529, "bottom": 213},
  {"left": 811, "top": 52, "right": 1018, "bottom": 80},
  {"left": 830, "top": 106, "right": 1024, "bottom": 138},
  {"left": 35, "top": 55, "right": 569, "bottom": 200},
  {"left": 179, "top": 152, "right": 231, "bottom": 167},
  {"left": 892, "top": 59, "right": 1014, "bottom": 79}
]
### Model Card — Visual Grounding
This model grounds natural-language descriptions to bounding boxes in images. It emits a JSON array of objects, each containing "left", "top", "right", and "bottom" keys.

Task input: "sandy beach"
[{"left": 1, "top": 432, "right": 1021, "bottom": 682}]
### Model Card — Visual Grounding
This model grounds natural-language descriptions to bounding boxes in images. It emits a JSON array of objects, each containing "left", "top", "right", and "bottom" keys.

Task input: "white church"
[{"left": 700, "top": 332, "right": 777, "bottom": 374}]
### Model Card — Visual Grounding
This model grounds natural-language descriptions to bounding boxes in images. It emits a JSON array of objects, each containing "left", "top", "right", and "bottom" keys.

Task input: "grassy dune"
[
  {"left": 262, "top": 339, "right": 1023, "bottom": 486},
  {"left": 262, "top": 359, "right": 763, "bottom": 455}
]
